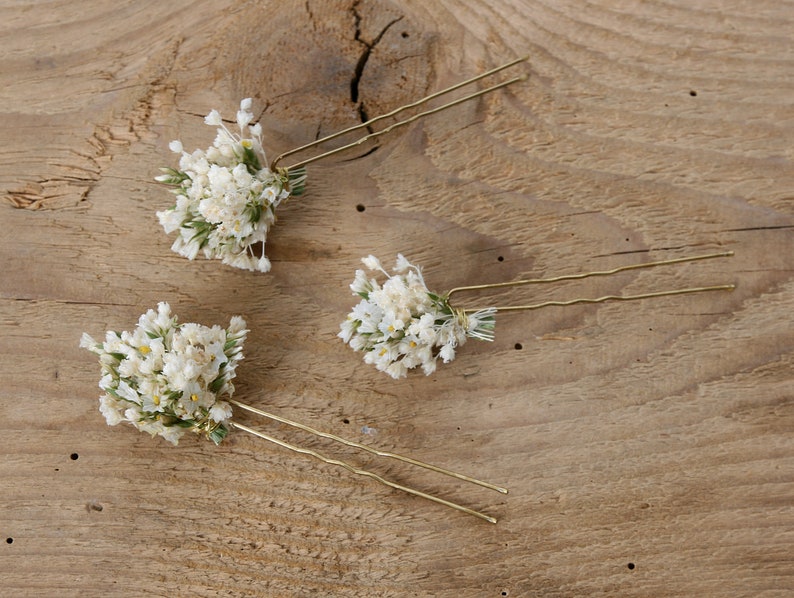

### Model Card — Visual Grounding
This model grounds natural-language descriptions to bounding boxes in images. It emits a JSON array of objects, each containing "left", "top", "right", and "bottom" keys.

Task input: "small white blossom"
[
  {"left": 156, "top": 99, "right": 308, "bottom": 272},
  {"left": 204, "top": 109, "right": 222, "bottom": 126},
  {"left": 339, "top": 255, "right": 497, "bottom": 379},
  {"left": 361, "top": 255, "right": 384, "bottom": 272},
  {"left": 394, "top": 254, "right": 411, "bottom": 273},
  {"left": 81, "top": 302, "right": 248, "bottom": 445}
]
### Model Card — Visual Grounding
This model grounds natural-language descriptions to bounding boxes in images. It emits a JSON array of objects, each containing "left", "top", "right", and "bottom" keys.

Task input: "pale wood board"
[{"left": 1, "top": 0, "right": 792, "bottom": 596}]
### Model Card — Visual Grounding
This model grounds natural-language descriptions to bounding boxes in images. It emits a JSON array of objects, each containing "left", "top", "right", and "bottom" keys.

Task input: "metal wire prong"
[
  {"left": 270, "top": 55, "right": 529, "bottom": 171},
  {"left": 230, "top": 421, "right": 498, "bottom": 523},
  {"left": 277, "top": 75, "right": 525, "bottom": 172},
  {"left": 476, "top": 284, "right": 735, "bottom": 314},
  {"left": 447, "top": 251, "right": 734, "bottom": 303},
  {"left": 230, "top": 400, "right": 507, "bottom": 493}
]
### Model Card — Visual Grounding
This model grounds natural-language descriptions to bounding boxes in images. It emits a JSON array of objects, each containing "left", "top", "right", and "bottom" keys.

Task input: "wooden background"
[{"left": 1, "top": 0, "right": 792, "bottom": 595}]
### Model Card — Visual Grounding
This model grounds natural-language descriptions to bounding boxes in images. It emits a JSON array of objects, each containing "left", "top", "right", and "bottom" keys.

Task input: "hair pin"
[
  {"left": 81, "top": 303, "right": 506, "bottom": 523},
  {"left": 340, "top": 251, "right": 735, "bottom": 378},
  {"left": 156, "top": 56, "right": 528, "bottom": 272}
]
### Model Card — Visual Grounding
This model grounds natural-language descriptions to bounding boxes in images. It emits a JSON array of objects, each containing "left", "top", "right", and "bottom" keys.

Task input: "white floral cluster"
[
  {"left": 80, "top": 302, "right": 248, "bottom": 445},
  {"left": 156, "top": 98, "right": 307, "bottom": 273},
  {"left": 339, "top": 255, "right": 497, "bottom": 379}
]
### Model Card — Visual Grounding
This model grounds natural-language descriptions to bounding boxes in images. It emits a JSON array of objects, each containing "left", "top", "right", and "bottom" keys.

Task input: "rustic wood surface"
[{"left": 1, "top": 0, "right": 792, "bottom": 596}]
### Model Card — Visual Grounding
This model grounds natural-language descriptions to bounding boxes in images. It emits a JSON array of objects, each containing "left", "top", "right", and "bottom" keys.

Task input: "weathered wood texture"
[{"left": 1, "top": 0, "right": 792, "bottom": 596}]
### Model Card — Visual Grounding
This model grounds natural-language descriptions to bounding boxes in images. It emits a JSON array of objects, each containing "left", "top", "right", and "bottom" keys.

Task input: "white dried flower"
[
  {"left": 81, "top": 303, "right": 248, "bottom": 445},
  {"left": 339, "top": 255, "right": 496, "bottom": 379},
  {"left": 156, "top": 99, "right": 307, "bottom": 272}
]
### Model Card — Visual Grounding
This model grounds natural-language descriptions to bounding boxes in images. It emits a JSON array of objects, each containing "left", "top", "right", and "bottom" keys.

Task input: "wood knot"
[{"left": 212, "top": 0, "right": 435, "bottom": 159}]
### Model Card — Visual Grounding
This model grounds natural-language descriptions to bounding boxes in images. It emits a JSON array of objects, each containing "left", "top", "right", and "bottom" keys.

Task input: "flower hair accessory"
[
  {"left": 341, "top": 251, "right": 735, "bottom": 378},
  {"left": 156, "top": 100, "right": 306, "bottom": 272},
  {"left": 80, "top": 302, "right": 245, "bottom": 445},
  {"left": 339, "top": 254, "right": 497, "bottom": 379},
  {"left": 82, "top": 303, "right": 507, "bottom": 523},
  {"left": 157, "top": 56, "right": 528, "bottom": 272}
]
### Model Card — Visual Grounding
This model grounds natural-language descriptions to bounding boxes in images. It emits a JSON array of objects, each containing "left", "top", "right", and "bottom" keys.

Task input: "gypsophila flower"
[
  {"left": 80, "top": 302, "right": 248, "bottom": 445},
  {"left": 339, "top": 255, "right": 496, "bottom": 379},
  {"left": 156, "top": 98, "right": 307, "bottom": 272}
]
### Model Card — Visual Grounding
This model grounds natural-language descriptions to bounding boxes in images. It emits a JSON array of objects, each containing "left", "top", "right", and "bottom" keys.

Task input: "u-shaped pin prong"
[
  {"left": 446, "top": 251, "right": 735, "bottom": 314},
  {"left": 229, "top": 400, "right": 506, "bottom": 523},
  {"left": 270, "top": 55, "right": 529, "bottom": 172}
]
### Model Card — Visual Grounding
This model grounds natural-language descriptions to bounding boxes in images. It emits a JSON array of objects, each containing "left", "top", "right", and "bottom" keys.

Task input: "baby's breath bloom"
[
  {"left": 81, "top": 303, "right": 248, "bottom": 445},
  {"left": 339, "top": 255, "right": 496, "bottom": 379},
  {"left": 156, "top": 99, "right": 307, "bottom": 272}
]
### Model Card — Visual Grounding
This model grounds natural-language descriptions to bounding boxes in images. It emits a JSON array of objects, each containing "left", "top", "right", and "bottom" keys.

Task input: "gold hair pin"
[
  {"left": 81, "top": 303, "right": 505, "bottom": 523},
  {"left": 156, "top": 56, "right": 529, "bottom": 272},
  {"left": 340, "top": 251, "right": 735, "bottom": 378}
]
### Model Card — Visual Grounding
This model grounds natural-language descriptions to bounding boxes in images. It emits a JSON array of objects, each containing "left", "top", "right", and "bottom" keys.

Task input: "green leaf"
[
  {"left": 155, "top": 167, "right": 190, "bottom": 185},
  {"left": 287, "top": 167, "right": 307, "bottom": 196},
  {"left": 105, "top": 388, "right": 139, "bottom": 405},
  {"left": 164, "top": 418, "right": 196, "bottom": 429},
  {"left": 208, "top": 375, "right": 225, "bottom": 394},
  {"left": 242, "top": 146, "right": 262, "bottom": 172},
  {"left": 209, "top": 424, "right": 229, "bottom": 445},
  {"left": 246, "top": 203, "right": 262, "bottom": 223},
  {"left": 188, "top": 224, "right": 212, "bottom": 248}
]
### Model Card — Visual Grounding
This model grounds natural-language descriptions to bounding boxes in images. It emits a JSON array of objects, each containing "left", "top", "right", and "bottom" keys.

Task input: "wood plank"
[{"left": 1, "top": 0, "right": 792, "bottom": 595}]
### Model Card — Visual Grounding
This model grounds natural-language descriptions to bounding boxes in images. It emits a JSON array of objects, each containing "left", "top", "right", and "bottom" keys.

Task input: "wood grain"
[{"left": 1, "top": 0, "right": 792, "bottom": 596}]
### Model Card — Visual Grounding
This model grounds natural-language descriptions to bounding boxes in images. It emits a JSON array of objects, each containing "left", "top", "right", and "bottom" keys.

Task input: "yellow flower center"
[
  {"left": 379, "top": 348, "right": 387, "bottom": 356},
  {"left": 139, "top": 346, "right": 151, "bottom": 355},
  {"left": 409, "top": 341, "right": 417, "bottom": 348},
  {"left": 241, "top": 139, "right": 253, "bottom": 149},
  {"left": 190, "top": 394, "right": 199, "bottom": 402},
  {"left": 153, "top": 395, "right": 160, "bottom": 406}
]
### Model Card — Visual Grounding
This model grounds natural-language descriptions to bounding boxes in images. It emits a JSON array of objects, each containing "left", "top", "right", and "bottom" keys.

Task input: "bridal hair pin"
[
  {"left": 340, "top": 251, "right": 735, "bottom": 379},
  {"left": 156, "top": 56, "right": 528, "bottom": 272},
  {"left": 81, "top": 302, "right": 506, "bottom": 523}
]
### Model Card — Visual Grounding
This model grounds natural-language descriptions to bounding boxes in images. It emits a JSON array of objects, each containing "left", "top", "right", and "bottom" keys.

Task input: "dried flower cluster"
[
  {"left": 156, "top": 98, "right": 306, "bottom": 272},
  {"left": 80, "top": 303, "right": 247, "bottom": 445},
  {"left": 339, "top": 255, "right": 496, "bottom": 378}
]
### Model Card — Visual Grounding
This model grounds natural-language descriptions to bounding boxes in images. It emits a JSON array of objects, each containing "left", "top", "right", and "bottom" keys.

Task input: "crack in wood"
[
  {"left": 349, "top": 0, "right": 404, "bottom": 121},
  {"left": 723, "top": 225, "right": 794, "bottom": 232},
  {"left": 4, "top": 38, "right": 182, "bottom": 211}
]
